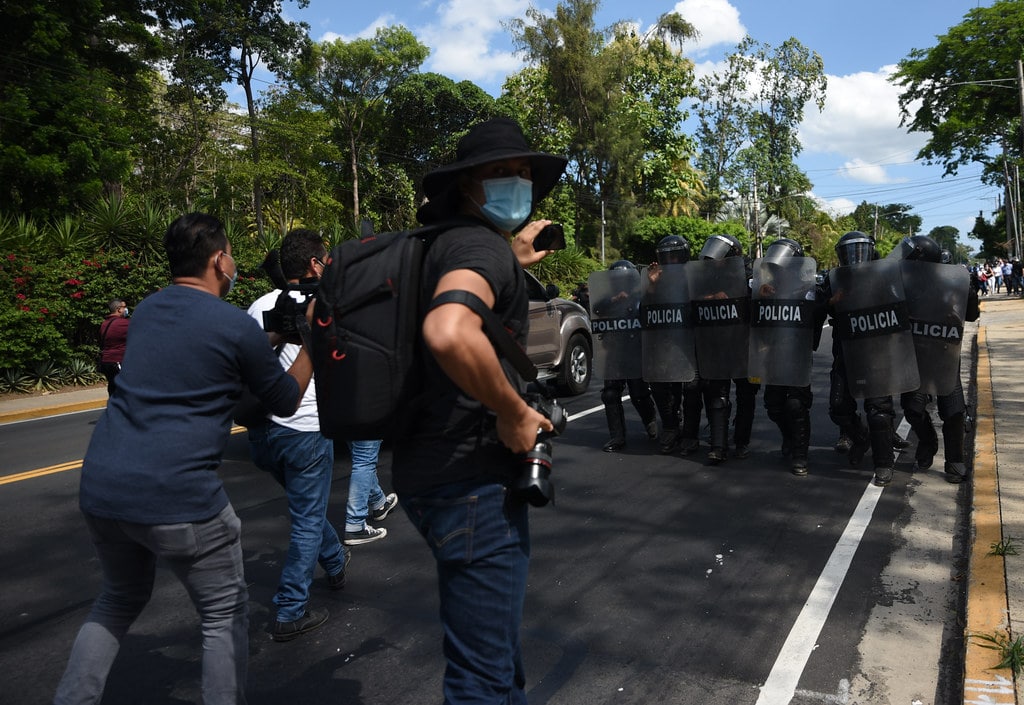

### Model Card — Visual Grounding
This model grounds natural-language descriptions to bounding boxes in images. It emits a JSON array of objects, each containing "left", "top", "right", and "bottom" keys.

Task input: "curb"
[
  {"left": 0, "top": 398, "right": 107, "bottom": 424},
  {"left": 963, "top": 323, "right": 1017, "bottom": 703}
]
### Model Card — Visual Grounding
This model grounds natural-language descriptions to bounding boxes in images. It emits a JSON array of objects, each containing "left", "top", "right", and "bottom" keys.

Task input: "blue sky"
[{"left": 250, "top": 0, "right": 1002, "bottom": 251}]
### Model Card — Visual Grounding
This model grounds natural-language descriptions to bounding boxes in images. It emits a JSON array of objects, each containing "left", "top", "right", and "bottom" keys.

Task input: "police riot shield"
[
  {"left": 829, "top": 259, "right": 920, "bottom": 399},
  {"left": 589, "top": 268, "right": 643, "bottom": 380},
  {"left": 687, "top": 257, "right": 750, "bottom": 380},
  {"left": 900, "top": 260, "right": 969, "bottom": 396},
  {"left": 748, "top": 257, "right": 818, "bottom": 387},
  {"left": 640, "top": 263, "right": 696, "bottom": 382}
]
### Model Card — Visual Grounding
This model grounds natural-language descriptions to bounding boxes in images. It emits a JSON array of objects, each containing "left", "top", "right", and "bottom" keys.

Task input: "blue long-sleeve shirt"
[{"left": 80, "top": 285, "right": 299, "bottom": 524}]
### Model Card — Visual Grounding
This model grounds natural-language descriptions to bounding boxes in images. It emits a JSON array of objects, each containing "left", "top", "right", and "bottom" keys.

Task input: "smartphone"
[{"left": 533, "top": 223, "right": 566, "bottom": 251}]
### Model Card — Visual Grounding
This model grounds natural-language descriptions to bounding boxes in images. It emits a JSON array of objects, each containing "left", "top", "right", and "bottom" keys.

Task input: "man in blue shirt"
[{"left": 53, "top": 212, "right": 313, "bottom": 705}]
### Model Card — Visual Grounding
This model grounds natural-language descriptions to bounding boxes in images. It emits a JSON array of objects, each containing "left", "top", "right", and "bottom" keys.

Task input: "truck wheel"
[{"left": 557, "top": 333, "right": 592, "bottom": 396}]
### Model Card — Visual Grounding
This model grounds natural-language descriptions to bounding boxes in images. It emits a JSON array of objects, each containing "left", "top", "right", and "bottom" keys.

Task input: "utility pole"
[
  {"left": 600, "top": 200, "right": 606, "bottom": 267},
  {"left": 752, "top": 173, "right": 761, "bottom": 258}
]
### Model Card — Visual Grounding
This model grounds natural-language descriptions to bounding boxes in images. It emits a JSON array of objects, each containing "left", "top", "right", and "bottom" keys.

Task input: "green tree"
[
  {"left": 0, "top": 0, "right": 163, "bottom": 219},
  {"left": 159, "top": 0, "right": 311, "bottom": 237},
  {"left": 507, "top": 0, "right": 700, "bottom": 252},
  {"left": 293, "top": 26, "right": 429, "bottom": 230}
]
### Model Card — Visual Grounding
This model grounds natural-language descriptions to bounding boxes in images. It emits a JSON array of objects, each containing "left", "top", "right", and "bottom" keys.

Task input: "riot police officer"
[
  {"left": 690, "top": 234, "right": 758, "bottom": 464},
  {"left": 894, "top": 235, "right": 979, "bottom": 483},
  {"left": 827, "top": 231, "right": 905, "bottom": 487},
  {"left": 645, "top": 235, "right": 703, "bottom": 454},
  {"left": 591, "top": 259, "right": 658, "bottom": 452},
  {"left": 754, "top": 237, "right": 827, "bottom": 475}
]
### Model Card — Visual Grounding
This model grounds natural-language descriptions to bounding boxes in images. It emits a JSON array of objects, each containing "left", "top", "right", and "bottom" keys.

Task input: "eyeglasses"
[{"left": 313, "top": 257, "right": 326, "bottom": 270}]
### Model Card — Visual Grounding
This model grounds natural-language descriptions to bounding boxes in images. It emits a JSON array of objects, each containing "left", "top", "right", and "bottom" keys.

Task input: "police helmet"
[
  {"left": 892, "top": 235, "right": 942, "bottom": 263},
  {"left": 610, "top": 259, "right": 636, "bottom": 271},
  {"left": 762, "top": 237, "right": 804, "bottom": 265},
  {"left": 700, "top": 234, "right": 743, "bottom": 260},
  {"left": 940, "top": 249, "right": 953, "bottom": 265},
  {"left": 835, "top": 231, "right": 875, "bottom": 266},
  {"left": 656, "top": 235, "right": 691, "bottom": 265}
]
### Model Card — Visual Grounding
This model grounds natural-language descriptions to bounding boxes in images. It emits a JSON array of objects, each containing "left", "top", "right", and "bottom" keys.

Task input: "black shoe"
[
  {"left": 273, "top": 608, "right": 329, "bottom": 642},
  {"left": 734, "top": 445, "right": 750, "bottom": 459},
  {"left": 791, "top": 458, "right": 808, "bottom": 476},
  {"left": 848, "top": 436, "right": 870, "bottom": 467},
  {"left": 834, "top": 435, "right": 852, "bottom": 454},
  {"left": 679, "top": 438, "right": 700, "bottom": 456},
  {"left": 872, "top": 467, "right": 894, "bottom": 487},
  {"left": 944, "top": 461, "right": 968, "bottom": 484},
  {"left": 370, "top": 493, "right": 398, "bottom": 522},
  {"left": 914, "top": 439, "right": 938, "bottom": 470},
  {"left": 603, "top": 438, "right": 626, "bottom": 452},
  {"left": 326, "top": 549, "right": 351, "bottom": 590},
  {"left": 645, "top": 420, "right": 659, "bottom": 441},
  {"left": 893, "top": 435, "right": 910, "bottom": 450},
  {"left": 707, "top": 448, "right": 726, "bottom": 465},
  {"left": 659, "top": 428, "right": 681, "bottom": 454}
]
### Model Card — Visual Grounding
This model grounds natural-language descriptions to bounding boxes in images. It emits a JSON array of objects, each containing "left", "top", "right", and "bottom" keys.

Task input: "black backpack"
[{"left": 311, "top": 223, "right": 535, "bottom": 441}]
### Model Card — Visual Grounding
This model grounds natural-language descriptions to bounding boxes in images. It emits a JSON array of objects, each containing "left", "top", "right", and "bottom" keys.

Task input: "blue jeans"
[
  {"left": 248, "top": 424, "right": 347, "bottom": 623},
  {"left": 53, "top": 505, "right": 248, "bottom": 705},
  {"left": 345, "top": 440, "right": 385, "bottom": 532},
  {"left": 401, "top": 481, "right": 530, "bottom": 705}
]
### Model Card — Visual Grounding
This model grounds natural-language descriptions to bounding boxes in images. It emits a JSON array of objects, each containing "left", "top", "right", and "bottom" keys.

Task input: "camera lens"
[{"left": 516, "top": 440, "right": 554, "bottom": 507}]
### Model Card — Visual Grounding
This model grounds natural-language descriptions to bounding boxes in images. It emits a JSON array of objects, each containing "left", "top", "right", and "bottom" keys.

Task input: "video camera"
[
  {"left": 259, "top": 249, "right": 319, "bottom": 339},
  {"left": 513, "top": 391, "right": 568, "bottom": 508}
]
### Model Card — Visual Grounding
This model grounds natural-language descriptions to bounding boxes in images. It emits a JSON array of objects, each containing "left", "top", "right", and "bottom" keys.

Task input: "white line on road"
[{"left": 755, "top": 418, "right": 910, "bottom": 705}]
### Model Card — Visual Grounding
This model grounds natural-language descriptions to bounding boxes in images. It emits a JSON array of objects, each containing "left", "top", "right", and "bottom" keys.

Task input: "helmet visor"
[
  {"left": 837, "top": 240, "right": 874, "bottom": 266},
  {"left": 700, "top": 235, "right": 738, "bottom": 260}
]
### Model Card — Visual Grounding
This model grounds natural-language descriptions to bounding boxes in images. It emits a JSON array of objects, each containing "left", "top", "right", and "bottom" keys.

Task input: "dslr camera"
[
  {"left": 513, "top": 392, "right": 568, "bottom": 507},
  {"left": 259, "top": 250, "right": 318, "bottom": 339}
]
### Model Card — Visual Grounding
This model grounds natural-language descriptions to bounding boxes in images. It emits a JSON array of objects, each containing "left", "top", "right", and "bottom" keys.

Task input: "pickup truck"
[{"left": 524, "top": 271, "right": 593, "bottom": 396}]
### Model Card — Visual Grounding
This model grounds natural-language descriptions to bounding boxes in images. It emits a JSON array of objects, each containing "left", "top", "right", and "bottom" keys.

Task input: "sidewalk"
[{"left": 1, "top": 297, "right": 1023, "bottom": 702}]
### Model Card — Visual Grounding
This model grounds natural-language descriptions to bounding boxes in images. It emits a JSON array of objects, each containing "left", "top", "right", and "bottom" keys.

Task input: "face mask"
[
  {"left": 219, "top": 253, "right": 238, "bottom": 295},
  {"left": 122, "top": 307, "right": 129, "bottom": 317},
  {"left": 479, "top": 176, "right": 533, "bottom": 232}
]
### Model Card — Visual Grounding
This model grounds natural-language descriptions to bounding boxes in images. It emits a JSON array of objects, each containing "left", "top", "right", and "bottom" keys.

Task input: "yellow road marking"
[{"left": 0, "top": 426, "right": 248, "bottom": 486}]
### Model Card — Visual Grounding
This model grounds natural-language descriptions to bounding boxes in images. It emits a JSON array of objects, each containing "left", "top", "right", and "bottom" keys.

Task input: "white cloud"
[
  {"left": 673, "top": 0, "right": 745, "bottom": 57},
  {"left": 419, "top": 0, "right": 530, "bottom": 86},
  {"left": 799, "top": 65, "right": 928, "bottom": 182},
  {"left": 318, "top": 15, "right": 396, "bottom": 43}
]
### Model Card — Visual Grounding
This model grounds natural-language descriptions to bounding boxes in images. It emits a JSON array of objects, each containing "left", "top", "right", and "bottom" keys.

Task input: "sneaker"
[
  {"left": 273, "top": 608, "right": 329, "bottom": 642},
  {"left": 707, "top": 448, "right": 726, "bottom": 465},
  {"left": 370, "top": 493, "right": 398, "bottom": 522},
  {"left": 872, "top": 467, "right": 894, "bottom": 487},
  {"left": 326, "top": 549, "right": 351, "bottom": 590},
  {"left": 791, "top": 458, "right": 808, "bottom": 477},
  {"left": 343, "top": 525, "right": 387, "bottom": 546}
]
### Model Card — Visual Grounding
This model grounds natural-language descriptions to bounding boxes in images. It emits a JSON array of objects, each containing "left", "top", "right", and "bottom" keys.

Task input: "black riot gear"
[
  {"left": 891, "top": 235, "right": 942, "bottom": 263},
  {"left": 700, "top": 234, "right": 743, "bottom": 260},
  {"left": 762, "top": 237, "right": 804, "bottom": 264},
  {"left": 940, "top": 249, "right": 953, "bottom": 264},
  {"left": 610, "top": 259, "right": 636, "bottom": 271},
  {"left": 656, "top": 235, "right": 692, "bottom": 265},
  {"left": 835, "top": 231, "right": 875, "bottom": 266}
]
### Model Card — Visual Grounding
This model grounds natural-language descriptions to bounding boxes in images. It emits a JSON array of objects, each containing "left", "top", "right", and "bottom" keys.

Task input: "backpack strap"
[{"left": 428, "top": 289, "right": 537, "bottom": 381}]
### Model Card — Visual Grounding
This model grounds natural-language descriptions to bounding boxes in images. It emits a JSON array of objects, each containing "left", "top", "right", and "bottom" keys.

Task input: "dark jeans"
[{"left": 401, "top": 481, "right": 530, "bottom": 705}]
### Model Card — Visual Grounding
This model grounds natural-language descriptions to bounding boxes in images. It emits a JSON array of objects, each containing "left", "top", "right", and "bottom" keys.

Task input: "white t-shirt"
[{"left": 247, "top": 289, "right": 321, "bottom": 433}]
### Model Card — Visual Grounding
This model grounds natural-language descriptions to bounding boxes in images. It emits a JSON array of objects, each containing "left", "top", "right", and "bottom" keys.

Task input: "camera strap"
[{"left": 428, "top": 289, "right": 537, "bottom": 381}]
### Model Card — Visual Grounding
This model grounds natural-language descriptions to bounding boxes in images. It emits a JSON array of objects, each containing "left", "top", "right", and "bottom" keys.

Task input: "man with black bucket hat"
[{"left": 392, "top": 117, "right": 567, "bottom": 704}]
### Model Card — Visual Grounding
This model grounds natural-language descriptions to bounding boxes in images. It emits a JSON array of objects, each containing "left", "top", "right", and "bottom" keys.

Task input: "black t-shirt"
[{"left": 391, "top": 223, "right": 529, "bottom": 496}]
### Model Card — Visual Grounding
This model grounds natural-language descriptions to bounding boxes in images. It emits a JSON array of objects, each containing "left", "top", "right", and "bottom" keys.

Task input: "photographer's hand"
[
  {"left": 512, "top": 220, "right": 553, "bottom": 268},
  {"left": 498, "top": 403, "right": 554, "bottom": 455}
]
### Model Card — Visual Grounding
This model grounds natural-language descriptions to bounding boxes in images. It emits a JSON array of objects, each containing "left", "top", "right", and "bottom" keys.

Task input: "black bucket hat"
[{"left": 420, "top": 118, "right": 567, "bottom": 214}]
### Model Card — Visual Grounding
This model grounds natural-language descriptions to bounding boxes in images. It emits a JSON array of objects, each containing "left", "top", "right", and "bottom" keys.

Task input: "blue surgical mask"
[
  {"left": 479, "top": 176, "right": 533, "bottom": 232},
  {"left": 219, "top": 252, "right": 238, "bottom": 295}
]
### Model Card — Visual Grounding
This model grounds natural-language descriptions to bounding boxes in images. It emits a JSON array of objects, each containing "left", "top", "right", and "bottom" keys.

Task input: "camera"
[
  {"left": 259, "top": 249, "right": 319, "bottom": 339},
  {"left": 513, "top": 393, "right": 568, "bottom": 507},
  {"left": 533, "top": 223, "right": 566, "bottom": 252}
]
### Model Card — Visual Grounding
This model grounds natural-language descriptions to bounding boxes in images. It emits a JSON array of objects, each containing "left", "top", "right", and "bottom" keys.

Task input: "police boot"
[
  {"left": 943, "top": 413, "right": 968, "bottom": 483},
  {"left": 913, "top": 418, "right": 939, "bottom": 470},
  {"left": 707, "top": 404, "right": 730, "bottom": 464},
  {"left": 845, "top": 417, "right": 870, "bottom": 468},
  {"left": 790, "top": 411, "right": 811, "bottom": 477},
  {"left": 633, "top": 395, "right": 659, "bottom": 441},
  {"left": 868, "top": 422, "right": 895, "bottom": 486},
  {"left": 679, "top": 386, "right": 703, "bottom": 455},
  {"left": 603, "top": 404, "right": 627, "bottom": 452}
]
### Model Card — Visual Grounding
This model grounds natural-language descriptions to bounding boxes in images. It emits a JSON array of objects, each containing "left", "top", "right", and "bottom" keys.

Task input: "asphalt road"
[{"left": 0, "top": 334, "right": 967, "bottom": 705}]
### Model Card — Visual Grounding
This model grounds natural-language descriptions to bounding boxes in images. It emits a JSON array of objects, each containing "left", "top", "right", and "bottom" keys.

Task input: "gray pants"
[{"left": 53, "top": 505, "right": 249, "bottom": 705}]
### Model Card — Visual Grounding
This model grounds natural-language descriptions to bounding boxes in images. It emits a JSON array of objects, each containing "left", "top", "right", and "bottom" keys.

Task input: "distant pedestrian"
[{"left": 97, "top": 298, "right": 130, "bottom": 395}]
